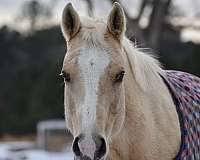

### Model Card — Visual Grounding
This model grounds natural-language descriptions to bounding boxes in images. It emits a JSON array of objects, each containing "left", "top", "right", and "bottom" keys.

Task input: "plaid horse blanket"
[{"left": 163, "top": 70, "right": 200, "bottom": 160}]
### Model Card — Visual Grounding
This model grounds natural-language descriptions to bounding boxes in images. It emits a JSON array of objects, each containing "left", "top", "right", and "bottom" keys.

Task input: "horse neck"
[{"left": 108, "top": 40, "right": 181, "bottom": 159}]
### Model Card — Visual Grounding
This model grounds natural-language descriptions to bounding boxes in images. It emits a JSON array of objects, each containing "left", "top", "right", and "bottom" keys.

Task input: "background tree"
[{"left": 17, "top": 0, "right": 57, "bottom": 32}]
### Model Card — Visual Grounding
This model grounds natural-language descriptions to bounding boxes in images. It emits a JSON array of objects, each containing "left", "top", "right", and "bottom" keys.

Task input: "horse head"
[{"left": 61, "top": 2, "right": 126, "bottom": 160}]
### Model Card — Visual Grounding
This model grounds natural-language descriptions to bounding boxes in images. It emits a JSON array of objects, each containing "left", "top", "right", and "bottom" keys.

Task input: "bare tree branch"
[
  {"left": 137, "top": 0, "right": 149, "bottom": 21},
  {"left": 147, "top": 0, "right": 172, "bottom": 50}
]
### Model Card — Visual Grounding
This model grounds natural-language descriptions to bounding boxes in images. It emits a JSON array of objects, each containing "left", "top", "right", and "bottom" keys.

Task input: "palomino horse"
[{"left": 60, "top": 2, "right": 200, "bottom": 160}]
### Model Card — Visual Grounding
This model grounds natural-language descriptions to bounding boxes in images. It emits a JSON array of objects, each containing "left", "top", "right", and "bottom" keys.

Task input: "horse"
[{"left": 60, "top": 2, "right": 200, "bottom": 160}]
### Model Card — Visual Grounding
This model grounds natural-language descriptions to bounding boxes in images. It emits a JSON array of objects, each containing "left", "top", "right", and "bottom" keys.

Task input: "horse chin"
[{"left": 74, "top": 156, "right": 106, "bottom": 160}]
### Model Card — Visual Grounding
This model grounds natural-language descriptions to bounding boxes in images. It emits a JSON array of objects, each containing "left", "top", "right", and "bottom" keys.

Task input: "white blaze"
[{"left": 78, "top": 46, "right": 110, "bottom": 132}]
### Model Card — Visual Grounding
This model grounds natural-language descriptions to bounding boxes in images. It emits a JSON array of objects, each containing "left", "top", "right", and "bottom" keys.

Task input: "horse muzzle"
[{"left": 72, "top": 133, "right": 107, "bottom": 160}]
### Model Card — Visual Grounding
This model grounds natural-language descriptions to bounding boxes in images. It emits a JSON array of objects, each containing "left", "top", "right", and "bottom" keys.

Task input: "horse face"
[{"left": 61, "top": 3, "right": 126, "bottom": 160}]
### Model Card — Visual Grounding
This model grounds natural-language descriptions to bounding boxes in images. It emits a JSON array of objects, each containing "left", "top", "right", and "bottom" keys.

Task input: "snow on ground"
[
  {"left": 19, "top": 150, "right": 74, "bottom": 160},
  {"left": 0, "top": 142, "right": 74, "bottom": 160}
]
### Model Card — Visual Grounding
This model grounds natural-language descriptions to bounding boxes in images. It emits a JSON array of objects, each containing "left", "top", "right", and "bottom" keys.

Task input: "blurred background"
[{"left": 0, "top": 0, "right": 199, "bottom": 159}]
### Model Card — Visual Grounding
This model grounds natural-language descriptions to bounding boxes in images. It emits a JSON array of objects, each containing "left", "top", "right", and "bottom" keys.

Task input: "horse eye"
[
  {"left": 60, "top": 71, "right": 71, "bottom": 82},
  {"left": 115, "top": 71, "right": 125, "bottom": 82}
]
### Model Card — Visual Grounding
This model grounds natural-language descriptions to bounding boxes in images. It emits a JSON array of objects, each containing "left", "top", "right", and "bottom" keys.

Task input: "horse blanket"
[{"left": 163, "top": 70, "right": 200, "bottom": 160}]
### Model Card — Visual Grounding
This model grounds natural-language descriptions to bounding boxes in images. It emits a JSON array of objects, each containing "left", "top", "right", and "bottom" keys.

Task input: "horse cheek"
[{"left": 111, "top": 88, "right": 125, "bottom": 136}]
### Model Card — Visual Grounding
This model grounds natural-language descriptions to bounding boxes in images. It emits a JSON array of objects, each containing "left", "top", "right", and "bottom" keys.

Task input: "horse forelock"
[{"left": 79, "top": 17, "right": 107, "bottom": 46}]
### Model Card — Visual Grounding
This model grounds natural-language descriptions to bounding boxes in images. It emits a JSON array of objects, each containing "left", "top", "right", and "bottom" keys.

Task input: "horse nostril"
[
  {"left": 73, "top": 134, "right": 106, "bottom": 159},
  {"left": 95, "top": 136, "right": 106, "bottom": 159},
  {"left": 72, "top": 136, "right": 81, "bottom": 157}
]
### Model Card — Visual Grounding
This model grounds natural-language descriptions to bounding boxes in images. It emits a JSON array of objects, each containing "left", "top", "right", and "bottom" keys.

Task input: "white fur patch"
[{"left": 78, "top": 46, "right": 110, "bottom": 132}]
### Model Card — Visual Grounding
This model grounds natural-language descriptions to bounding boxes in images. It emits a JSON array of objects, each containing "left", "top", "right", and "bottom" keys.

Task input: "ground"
[{"left": 0, "top": 142, "right": 73, "bottom": 160}]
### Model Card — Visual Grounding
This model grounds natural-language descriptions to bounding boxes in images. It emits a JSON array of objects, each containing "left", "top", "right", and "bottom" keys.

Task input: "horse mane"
[{"left": 122, "top": 38, "right": 165, "bottom": 92}]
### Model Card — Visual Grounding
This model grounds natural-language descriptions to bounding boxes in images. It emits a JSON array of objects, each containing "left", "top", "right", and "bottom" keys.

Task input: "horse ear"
[
  {"left": 61, "top": 3, "right": 81, "bottom": 41},
  {"left": 107, "top": 2, "right": 126, "bottom": 40}
]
